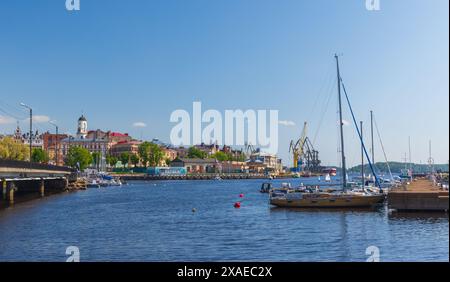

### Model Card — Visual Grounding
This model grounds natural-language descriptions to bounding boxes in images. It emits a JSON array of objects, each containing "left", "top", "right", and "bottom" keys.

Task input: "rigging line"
[
  {"left": 335, "top": 89, "right": 341, "bottom": 168},
  {"left": 340, "top": 78, "right": 381, "bottom": 189},
  {"left": 367, "top": 111, "right": 380, "bottom": 176},
  {"left": 373, "top": 114, "right": 394, "bottom": 180},
  {"left": 312, "top": 76, "right": 336, "bottom": 145},
  {"left": 307, "top": 63, "right": 334, "bottom": 122}
]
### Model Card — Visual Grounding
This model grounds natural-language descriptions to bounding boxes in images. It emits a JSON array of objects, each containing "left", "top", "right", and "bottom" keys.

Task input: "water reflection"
[
  {"left": 0, "top": 180, "right": 448, "bottom": 261},
  {"left": 269, "top": 206, "right": 385, "bottom": 214},
  {"left": 389, "top": 211, "right": 449, "bottom": 221}
]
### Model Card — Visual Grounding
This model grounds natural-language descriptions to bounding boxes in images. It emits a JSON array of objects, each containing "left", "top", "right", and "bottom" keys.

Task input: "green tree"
[
  {"left": 65, "top": 146, "right": 93, "bottom": 171},
  {"left": 106, "top": 154, "right": 112, "bottom": 166},
  {"left": 229, "top": 153, "right": 245, "bottom": 162},
  {"left": 108, "top": 156, "right": 118, "bottom": 168},
  {"left": 0, "top": 137, "right": 30, "bottom": 161},
  {"left": 120, "top": 152, "right": 130, "bottom": 168},
  {"left": 148, "top": 143, "right": 164, "bottom": 167},
  {"left": 187, "top": 146, "right": 207, "bottom": 159},
  {"left": 31, "top": 148, "right": 49, "bottom": 163},
  {"left": 91, "top": 152, "right": 101, "bottom": 169},
  {"left": 130, "top": 154, "right": 140, "bottom": 167},
  {"left": 138, "top": 142, "right": 164, "bottom": 167},
  {"left": 138, "top": 142, "right": 151, "bottom": 167},
  {"left": 211, "top": 151, "right": 229, "bottom": 162}
]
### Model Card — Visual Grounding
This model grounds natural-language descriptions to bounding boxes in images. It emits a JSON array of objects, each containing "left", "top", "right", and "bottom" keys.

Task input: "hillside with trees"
[{"left": 349, "top": 162, "right": 449, "bottom": 174}]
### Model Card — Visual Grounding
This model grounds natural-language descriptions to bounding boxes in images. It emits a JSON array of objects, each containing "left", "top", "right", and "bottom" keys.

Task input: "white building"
[
  {"left": 61, "top": 115, "right": 107, "bottom": 171},
  {"left": 77, "top": 115, "right": 88, "bottom": 139}
]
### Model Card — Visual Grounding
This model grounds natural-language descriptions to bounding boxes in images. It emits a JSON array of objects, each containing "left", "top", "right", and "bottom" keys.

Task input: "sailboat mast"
[
  {"left": 335, "top": 54, "right": 347, "bottom": 190},
  {"left": 361, "top": 121, "right": 364, "bottom": 188},
  {"left": 408, "top": 136, "right": 412, "bottom": 171},
  {"left": 370, "top": 110, "right": 374, "bottom": 164}
]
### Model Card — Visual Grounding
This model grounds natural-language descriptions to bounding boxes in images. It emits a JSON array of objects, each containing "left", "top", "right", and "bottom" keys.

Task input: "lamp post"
[
  {"left": 49, "top": 121, "right": 59, "bottom": 166},
  {"left": 20, "top": 103, "right": 32, "bottom": 162}
]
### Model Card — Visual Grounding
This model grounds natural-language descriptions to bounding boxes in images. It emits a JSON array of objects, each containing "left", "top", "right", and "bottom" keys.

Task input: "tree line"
[
  {"left": 0, "top": 137, "right": 166, "bottom": 171},
  {"left": 186, "top": 146, "right": 245, "bottom": 162},
  {"left": 349, "top": 161, "right": 449, "bottom": 174}
]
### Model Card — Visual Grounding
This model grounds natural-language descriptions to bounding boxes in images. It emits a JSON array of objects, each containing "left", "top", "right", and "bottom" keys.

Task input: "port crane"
[
  {"left": 244, "top": 142, "right": 258, "bottom": 158},
  {"left": 289, "top": 122, "right": 321, "bottom": 172},
  {"left": 302, "top": 136, "right": 321, "bottom": 172},
  {"left": 289, "top": 122, "right": 308, "bottom": 172}
]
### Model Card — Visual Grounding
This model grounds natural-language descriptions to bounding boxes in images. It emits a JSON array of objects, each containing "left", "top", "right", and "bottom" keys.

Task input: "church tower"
[
  {"left": 77, "top": 115, "right": 88, "bottom": 139},
  {"left": 14, "top": 121, "right": 22, "bottom": 141}
]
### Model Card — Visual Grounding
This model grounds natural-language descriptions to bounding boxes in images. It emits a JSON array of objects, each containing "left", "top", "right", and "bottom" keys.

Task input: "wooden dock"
[{"left": 388, "top": 178, "right": 449, "bottom": 212}]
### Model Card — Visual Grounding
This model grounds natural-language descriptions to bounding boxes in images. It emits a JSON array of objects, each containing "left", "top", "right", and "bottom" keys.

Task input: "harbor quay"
[
  {"left": 388, "top": 177, "right": 449, "bottom": 212},
  {"left": 117, "top": 173, "right": 285, "bottom": 181}
]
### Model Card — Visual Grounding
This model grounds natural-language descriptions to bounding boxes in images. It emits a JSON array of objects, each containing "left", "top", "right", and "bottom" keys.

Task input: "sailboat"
[{"left": 269, "top": 55, "right": 386, "bottom": 208}]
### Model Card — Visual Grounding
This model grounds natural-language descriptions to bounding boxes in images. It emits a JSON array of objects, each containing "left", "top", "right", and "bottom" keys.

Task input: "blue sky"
[{"left": 0, "top": 0, "right": 448, "bottom": 166}]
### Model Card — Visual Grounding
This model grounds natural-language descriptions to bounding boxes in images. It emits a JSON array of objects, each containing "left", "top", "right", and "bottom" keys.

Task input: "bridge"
[{"left": 0, "top": 160, "right": 76, "bottom": 206}]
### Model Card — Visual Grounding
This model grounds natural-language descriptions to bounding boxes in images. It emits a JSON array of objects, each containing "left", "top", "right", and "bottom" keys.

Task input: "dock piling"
[
  {"left": 40, "top": 179, "right": 45, "bottom": 197},
  {"left": 8, "top": 182, "right": 16, "bottom": 205},
  {"left": 2, "top": 178, "right": 6, "bottom": 200}
]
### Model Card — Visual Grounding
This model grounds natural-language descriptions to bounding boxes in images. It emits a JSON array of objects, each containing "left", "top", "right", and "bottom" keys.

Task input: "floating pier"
[{"left": 388, "top": 178, "right": 449, "bottom": 212}]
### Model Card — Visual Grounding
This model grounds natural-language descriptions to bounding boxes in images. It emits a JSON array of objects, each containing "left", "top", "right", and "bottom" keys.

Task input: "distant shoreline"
[{"left": 116, "top": 173, "right": 287, "bottom": 181}]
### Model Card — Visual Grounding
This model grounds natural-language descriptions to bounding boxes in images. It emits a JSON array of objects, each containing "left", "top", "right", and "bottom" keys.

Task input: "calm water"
[{"left": 0, "top": 179, "right": 448, "bottom": 262}]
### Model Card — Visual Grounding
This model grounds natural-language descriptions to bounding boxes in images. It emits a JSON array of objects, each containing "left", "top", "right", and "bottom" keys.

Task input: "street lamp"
[
  {"left": 49, "top": 121, "right": 59, "bottom": 166},
  {"left": 20, "top": 102, "right": 32, "bottom": 162}
]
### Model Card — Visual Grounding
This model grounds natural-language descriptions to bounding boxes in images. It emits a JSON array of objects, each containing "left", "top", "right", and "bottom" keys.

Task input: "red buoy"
[
  {"left": 234, "top": 202, "right": 241, "bottom": 208},
  {"left": 239, "top": 194, "right": 244, "bottom": 198}
]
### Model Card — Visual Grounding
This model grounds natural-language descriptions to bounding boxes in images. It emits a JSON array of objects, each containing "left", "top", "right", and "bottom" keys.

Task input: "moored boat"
[
  {"left": 269, "top": 189, "right": 385, "bottom": 208},
  {"left": 322, "top": 167, "right": 337, "bottom": 176},
  {"left": 260, "top": 182, "right": 272, "bottom": 193},
  {"left": 87, "top": 179, "right": 101, "bottom": 188}
]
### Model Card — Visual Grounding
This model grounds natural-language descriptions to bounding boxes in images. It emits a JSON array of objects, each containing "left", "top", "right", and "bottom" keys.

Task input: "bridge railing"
[{"left": 0, "top": 159, "right": 75, "bottom": 173}]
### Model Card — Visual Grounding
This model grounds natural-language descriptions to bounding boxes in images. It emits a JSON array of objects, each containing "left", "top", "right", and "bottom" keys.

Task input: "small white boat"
[
  {"left": 109, "top": 179, "right": 122, "bottom": 186},
  {"left": 87, "top": 179, "right": 100, "bottom": 188}
]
